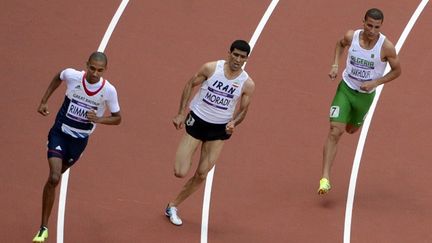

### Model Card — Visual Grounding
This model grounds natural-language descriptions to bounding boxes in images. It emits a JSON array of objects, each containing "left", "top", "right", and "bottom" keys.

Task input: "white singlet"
[
  {"left": 189, "top": 60, "right": 249, "bottom": 124},
  {"left": 56, "top": 68, "right": 120, "bottom": 138},
  {"left": 342, "top": 29, "right": 387, "bottom": 93}
]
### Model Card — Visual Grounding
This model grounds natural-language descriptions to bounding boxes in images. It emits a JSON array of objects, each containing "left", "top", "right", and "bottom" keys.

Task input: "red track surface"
[{"left": 1, "top": 1, "right": 431, "bottom": 242}]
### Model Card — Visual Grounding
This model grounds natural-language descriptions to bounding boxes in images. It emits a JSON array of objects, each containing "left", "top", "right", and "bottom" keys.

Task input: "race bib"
[
  {"left": 202, "top": 87, "right": 233, "bottom": 110},
  {"left": 348, "top": 55, "right": 374, "bottom": 82},
  {"left": 66, "top": 99, "right": 97, "bottom": 123},
  {"left": 349, "top": 68, "right": 372, "bottom": 82},
  {"left": 330, "top": 106, "right": 340, "bottom": 118}
]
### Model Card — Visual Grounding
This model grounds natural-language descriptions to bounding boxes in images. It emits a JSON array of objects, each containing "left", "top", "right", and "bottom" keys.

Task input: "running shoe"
[
  {"left": 165, "top": 205, "right": 183, "bottom": 226},
  {"left": 318, "top": 178, "right": 331, "bottom": 195},
  {"left": 32, "top": 226, "right": 48, "bottom": 243}
]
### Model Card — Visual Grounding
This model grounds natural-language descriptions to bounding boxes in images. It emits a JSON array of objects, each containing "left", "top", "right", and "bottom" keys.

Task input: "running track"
[{"left": 1, "top": 1, "right": 431, "bottom": 242}]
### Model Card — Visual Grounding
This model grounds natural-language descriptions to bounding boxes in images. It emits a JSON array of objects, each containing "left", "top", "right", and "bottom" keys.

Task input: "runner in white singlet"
[
  {"left": 317, "top": 8, "right": 401, "bottom": 195},
  {"left": 33, "top": 52, "right": 122, "bottom": 242},
  {"left": 165, "top": 40, "right": 255, "bottom": 226}
]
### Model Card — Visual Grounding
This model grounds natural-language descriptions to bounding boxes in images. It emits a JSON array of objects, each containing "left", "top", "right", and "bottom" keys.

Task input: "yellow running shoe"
[
  {"left": 318, "top": 178, "right": 331, "bottom": 195},
  {"left": 33, "top": 227, "right": 48, "bottom": 243}
]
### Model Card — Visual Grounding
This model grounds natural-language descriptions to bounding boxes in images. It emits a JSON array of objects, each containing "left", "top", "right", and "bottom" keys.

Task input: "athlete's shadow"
[{"left": 317, "top": 196, "right": 338, "bottom": 209}]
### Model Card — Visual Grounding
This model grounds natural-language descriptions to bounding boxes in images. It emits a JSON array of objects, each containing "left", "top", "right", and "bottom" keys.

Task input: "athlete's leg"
[
  {"left": 320, "top": 81, "right": 350, "bottom": 184},
  {"left": 169, "top": 140, "right": 224, "bottom": 207},
  {"left": 40, "top": 157, "right": 69, "bottom": 228},
  {"left": 321, "top": 121, "right": 346, "bottom": 180},
  {"left": 173, "top": 133, "right": 201, "bottom": 178}
]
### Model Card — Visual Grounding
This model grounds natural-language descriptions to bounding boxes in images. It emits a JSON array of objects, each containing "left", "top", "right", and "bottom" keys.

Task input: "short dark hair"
[
  {"left": 364, "top": 8, "right": 384, "bottom": 23},
  {"left": 88, "top": 51, "right": 108, "bottom": 66},
  {"left": 230, "top": 40, "right": 251, "bottom": 56}
]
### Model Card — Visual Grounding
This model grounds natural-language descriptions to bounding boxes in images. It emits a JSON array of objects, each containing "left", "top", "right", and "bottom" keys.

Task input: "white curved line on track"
[
  {"left": 200, "top": 1, "right": 280, "bottom": 243},
  {"left": 56, "top": 1, "right": 129, "bottom": 242},
  {"left": 343, "top": 1, "right": 429, "bottom": 242}
]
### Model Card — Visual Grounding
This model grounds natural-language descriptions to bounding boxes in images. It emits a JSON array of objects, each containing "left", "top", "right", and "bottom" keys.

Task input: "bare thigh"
[
  {"left": 196, "top": 140, "right": 225, "bottom": 178},
  {"left": 174, "top": 133, "right": 201, "bottom": 177},
  {"left": 47, "top": 157, "right": 67, "bottom": 184}
]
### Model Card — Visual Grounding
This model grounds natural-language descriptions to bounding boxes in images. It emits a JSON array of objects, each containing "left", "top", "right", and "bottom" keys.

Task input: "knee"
[
  {"left": 174, "top": 166, "right": 188, "bottom": 178},
  {"left": 194, "top": 173, "right": 207, "bottom": 181},
  {"left": 195, "top": 167, "right": 212, "bottom": 181},
  {"left": 174, "top": 170, "right": 187, "bottom": 178},
  {"left": 47, "top": 172, "right": 61, "bottom": 187},
  {"left": 328, "top": 126, "right": 344, "bottom": 141}
]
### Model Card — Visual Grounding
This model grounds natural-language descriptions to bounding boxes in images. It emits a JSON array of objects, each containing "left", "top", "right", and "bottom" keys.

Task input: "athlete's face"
[
  {"left": 86, "top": 59, "right": 107, "bottom": 84},
  {"left": 363, "top": 17, "right": 383, "bottom": 41},
  {"left": 228, "top": 49, "right": 248, "bottom": 71}
]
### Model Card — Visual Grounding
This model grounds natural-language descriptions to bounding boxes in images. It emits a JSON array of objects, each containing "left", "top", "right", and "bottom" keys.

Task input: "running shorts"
[
  {"left": 329, "top": 81, "right": 375, "bottom": 127},
  {"left": 47, "top": 127, "right": 89, "bottom": 166},
  {"left": 185, "top": 111, "right": 231, "bottom": 141}
]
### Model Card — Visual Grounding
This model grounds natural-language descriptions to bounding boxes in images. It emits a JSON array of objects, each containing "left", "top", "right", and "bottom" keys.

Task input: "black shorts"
[
  {"left": 185, "top": 111, "right": 231, "bottom": 141},
  {"left": 47, "top": 127, "right": 89, "bottom": 166}
]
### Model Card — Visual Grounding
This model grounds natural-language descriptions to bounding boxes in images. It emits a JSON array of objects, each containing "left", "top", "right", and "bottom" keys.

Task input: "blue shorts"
[{"left": 47, "top": 127, "right": 88, "bottom": 166}]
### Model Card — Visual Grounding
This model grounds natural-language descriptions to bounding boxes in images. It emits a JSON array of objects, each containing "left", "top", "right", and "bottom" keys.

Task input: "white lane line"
[
  {"left": 343, "top": 1, "right": 429, "bottom": 243},
  {"left": 57, "top": 169, "right": 70, "bottom": 243},
  {"left": 98, "top": 0, "right": 130, "bottom": 52},
  {"left": 200, "top": 1, "right": 280, "bottom": 243},
  {"left": 56, "top": 1, "right": 130, "bottom": 242}
]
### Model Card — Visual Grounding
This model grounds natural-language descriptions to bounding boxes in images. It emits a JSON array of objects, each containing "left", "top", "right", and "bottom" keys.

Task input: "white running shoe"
[{"left": 165, "top": 205, "right": 183, "bottom": 226}]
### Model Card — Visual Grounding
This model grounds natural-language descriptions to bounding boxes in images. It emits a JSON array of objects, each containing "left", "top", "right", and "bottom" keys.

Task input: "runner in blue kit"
[
  {"left": 33, "top": 52, "right": 121, "bottom": 242},
  {"left": 165, "top": 40, "right": 255, "bottom": 226},
  {"left": 318, "top": 8, "right": 401, "bottom": 195}
]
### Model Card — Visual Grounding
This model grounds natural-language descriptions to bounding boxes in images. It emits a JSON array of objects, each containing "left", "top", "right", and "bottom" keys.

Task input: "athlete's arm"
[
  {"left": 87, "top": 110, "right": 121, "bottom": 125},
  {"left": 87, "top": 84, "right": 122, "bottom": 125},
  {"left": 329, "top": 30, "right": 353, "bottom": 80},
  {"left": 172, "top": 62, "right": 215, "bottom": 130},
  {"left": 226, "top": 77, "right": 255, "bottom": 134},
  {"left": 376, "top": 39, "right": 401, "bottom": 85},
  {"left": 360, "top": 39, "right": 401, "bottom": 91},
  {"left": 38, "top": 72, "right": 62, "bottom": 116}
]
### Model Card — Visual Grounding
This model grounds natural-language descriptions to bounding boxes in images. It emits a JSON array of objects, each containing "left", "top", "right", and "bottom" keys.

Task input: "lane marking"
[
  {"left": 343, "top": 1, "right": 429, "bottom": 242},
  {"left": 56, "top": 1, "right": 129, "bottom": 242},
  {"left": 200, "top": 1, "right": 280, "bottom": 242}
]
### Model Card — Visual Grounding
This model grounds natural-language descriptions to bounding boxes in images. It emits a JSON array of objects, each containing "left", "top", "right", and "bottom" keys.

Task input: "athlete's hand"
[
  {"left": 38, "top": 103, "right": 50, "bottom": 116},
  {"left": 360, "top": 81, "right": 377, "bottom": 92},
  {"left": 328, "top": 65, "right": 338, "bottom": 80},
  {"left": 87, "top": 110, "right": 99, "bottom": 123},
  {"left": 225, "top": 121, "right": 235, "bottom": 134},
  {"left": 173, "top": 114, "right": 185, "bottom": 130}
]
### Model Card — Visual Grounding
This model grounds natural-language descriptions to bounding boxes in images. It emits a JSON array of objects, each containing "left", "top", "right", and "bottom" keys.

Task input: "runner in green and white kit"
[{"left": 318, "top": 8, "right": 402, "bottom": 194}]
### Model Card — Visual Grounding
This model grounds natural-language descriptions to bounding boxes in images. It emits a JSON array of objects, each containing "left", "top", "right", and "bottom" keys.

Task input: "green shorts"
[{"left": 329, "top": 81, "right": 375, "bottom": 127}]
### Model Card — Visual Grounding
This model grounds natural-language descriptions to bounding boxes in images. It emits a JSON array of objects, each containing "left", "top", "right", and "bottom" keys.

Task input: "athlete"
[
  {"left": 33, "top": 52, "right": 122, "bottom": 242},
  {"left": 165, "top": 40, "right": 255, "bottom": 225},
  {"left": 318, "top": 8, "right": 401, "bottom": 194}
]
